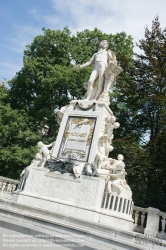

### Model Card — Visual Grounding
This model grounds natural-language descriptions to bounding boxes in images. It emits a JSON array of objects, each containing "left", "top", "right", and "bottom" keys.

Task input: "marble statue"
[
  {"left": 20, "top": 141, "right": 55, "bottom": 177},
  {"left": 13, "top": 35, "right": 134, "bottom": 233},
  {"left": 106, "top": 154, "right": 131, "bottom": 194},
  {"left": 95, "top": 115, "right": 120, "bottom": 173},
  {"left": 56, "top": 105, "right": 69, "bottom": 125},
  {"left": 37, "top": 141, "right": 55, "bottom": 168},
  {"left": 73, "top": 163, "right": 85, "bottom": 178},
  {"left": 104, "top": 116, "right": 120, "bottom": 145},
  {"left": 68, "top": 151, "right": 97, "bottom": 178},
  {"left": 95, "top": 136, "right": 113, "bottom": 170},
  {"left": 69, "top": 151, "right": 84, "bottom": 177},
  {"left": 0, "top": 78, "right": 7, "bottom": 88},
  {"left": 74, "top": 40, "right": 122, "bottom": 101}
]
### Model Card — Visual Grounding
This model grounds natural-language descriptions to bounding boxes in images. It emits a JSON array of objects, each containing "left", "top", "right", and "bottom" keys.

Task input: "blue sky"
[{"left": 0, "top": 0, "right": 165, "bottom": 83}]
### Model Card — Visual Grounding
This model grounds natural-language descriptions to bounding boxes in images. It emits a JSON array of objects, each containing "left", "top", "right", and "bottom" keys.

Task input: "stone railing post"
[
  {"left": 160, "top": 213, "right": 166, "bottom": 233},
  {"left": 140, "top": 212, "right": 145, "bottom": 227},
  {"left": 144, "top": 207, "right": 160, "bottom": 236},
  {"left": 0, "top": 176, "right": 19, "bottom": 194},
  {"left": 12, "top": 184, "right": 17, "bottom": 192},
  {"left": 134, "top": 210, "right": 139, "bottom": 225},
  {"left": 133, "top": 206, "right": 147, "bottom": 233}
]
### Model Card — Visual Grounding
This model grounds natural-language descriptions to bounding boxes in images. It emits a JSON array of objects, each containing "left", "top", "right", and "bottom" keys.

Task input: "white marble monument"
[{"left": 13, "top": 40, "right": 133, "bottom": 231}]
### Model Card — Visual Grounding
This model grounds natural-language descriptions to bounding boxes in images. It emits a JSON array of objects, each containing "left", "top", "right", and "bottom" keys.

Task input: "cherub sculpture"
[
  {"left": 106, "top": 154, "right": 131, "bottom": 194},
  {"left": 37, "top": 141, "right": 55, "bottom": 168}
]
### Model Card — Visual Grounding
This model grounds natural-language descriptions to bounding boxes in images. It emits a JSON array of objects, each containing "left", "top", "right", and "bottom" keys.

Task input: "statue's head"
[
  {"left": 117, "top": 154, "right": 124, "bottom": 161},
  {"left": 35, "top": 153, "right": 42, "bottom": 160},
  {"left": 37, "top": 141, "right": 43, "bottom": 147},
  {"left": 99, "top": 40, "right": 109, "bottom": 49},
  {"left": 114, "top": 122, "right": 120, "bottom": 129},
  {"left": 110, "top": 115, "right": 116, "bottom": 124}
]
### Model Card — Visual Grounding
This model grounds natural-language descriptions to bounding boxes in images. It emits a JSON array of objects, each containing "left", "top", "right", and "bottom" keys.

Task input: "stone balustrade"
[
  {"left": 0, "top": 176, "right": 19, "bottom": 196},
  {"left": 133, "top": 206, "right": 147, "bottom": 233},
  {"left": 160, "top": 212, "right": 166, "bottom": 240},
  {"left": 133, "top": 206, "right": 166, "bottom": 239},
  {"left": 101, "top": 192, "right": 133, "bottom": 216}
]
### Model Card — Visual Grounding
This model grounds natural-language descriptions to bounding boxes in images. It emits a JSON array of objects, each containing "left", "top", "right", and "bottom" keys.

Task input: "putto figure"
[
  {"left": 37, "top": 141, "right": 54, "bottom": 168},
  {"left": 0, "top": 78, "right": 7, "bottom": 89},
  {"left": 74, "top": 40, "right": 121, "bottom": 101},
  {"left": 106, "top": 154, "right": 131, "bottom": 194}
]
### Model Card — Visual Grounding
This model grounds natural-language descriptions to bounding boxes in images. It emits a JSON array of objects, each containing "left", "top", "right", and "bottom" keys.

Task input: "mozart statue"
[{"left": 74, "top": 40, "right": 122, "bottom": 102}]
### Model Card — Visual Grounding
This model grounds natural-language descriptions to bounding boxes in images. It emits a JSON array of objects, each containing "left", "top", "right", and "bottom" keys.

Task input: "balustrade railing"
[
  {"left": 133, "top": 206, "right": 147, "bottom": 233},
  {"left": 160, "top": 212, "right": 166, "bottom": 240},
  {"left": 0, "top": 176, "right": 19, "bottom": 196},
  {"left": 101, "top": 192, "right": 133, "bottom": 216},
  {"left": 133, "top": 206, "right": 166, "bottom": 239}
]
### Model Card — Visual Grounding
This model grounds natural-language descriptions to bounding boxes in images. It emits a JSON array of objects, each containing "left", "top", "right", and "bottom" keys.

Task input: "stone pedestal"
[
  {"left": 13, "top": 166, "right": 133, "bottom": 230},
  {"left": 13, "top": 99, "right": 134, "bottom": 231},
  {"left": 52, "top": 100, "right": 113, "bottom": 165},
  {"left": 13, "top": 166, "right": 105, "bottom": 223}
]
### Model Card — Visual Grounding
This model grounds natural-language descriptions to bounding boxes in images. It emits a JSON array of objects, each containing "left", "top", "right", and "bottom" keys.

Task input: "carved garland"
[{"left": 74, "top": 102, "right": 96, "bottom": 111}]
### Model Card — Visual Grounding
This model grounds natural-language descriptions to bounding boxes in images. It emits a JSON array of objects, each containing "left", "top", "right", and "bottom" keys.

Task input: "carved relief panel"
[
  {"left": 58, "top": 116, "right": 96, "bottom": 162},
  {"left": 26, "top": 171, "right": 99, "bottom": 206}
]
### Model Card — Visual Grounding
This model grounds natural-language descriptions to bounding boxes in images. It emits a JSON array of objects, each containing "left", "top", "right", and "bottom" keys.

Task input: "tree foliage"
[
  {"left": 0, "top": 86, "right": 41, "bottom": 179},
  {"left": 132, "top": 16, "right": 166, "bottom": 210},
  {"left": 111, "top": 16, "right": 166, "bottom": 211}
]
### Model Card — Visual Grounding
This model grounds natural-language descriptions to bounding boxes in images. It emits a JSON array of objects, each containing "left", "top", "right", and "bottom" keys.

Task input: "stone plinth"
[
  {"left": 52, "top": 100, "right": 113, "bottom": 165},
  {"left": 13, "top": 166, "right": 133, "bottom": 230},
  {"left": 13, "top": 166, "right": 105, "bottom": 223}
]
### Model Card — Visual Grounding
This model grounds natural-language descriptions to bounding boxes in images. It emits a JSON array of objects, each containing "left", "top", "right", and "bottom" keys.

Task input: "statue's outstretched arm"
[
  {"left": 74, "top": 54, "right": 95, "bottom": 70},
  {"left": 45, "top": 142, "right": 54, "bottom": 148}
]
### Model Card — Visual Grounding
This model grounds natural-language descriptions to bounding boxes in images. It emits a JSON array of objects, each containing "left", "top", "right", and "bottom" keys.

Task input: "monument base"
[{"left": 13, "top": 166, "right": 133, "bottom": 231}]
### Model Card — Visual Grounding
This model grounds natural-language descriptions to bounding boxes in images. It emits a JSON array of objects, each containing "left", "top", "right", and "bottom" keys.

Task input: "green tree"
[
  {"left": 105, "top": 16, "right": 166, "bottom": 211},
  {"left": 0, "top": 85, "right": 41, "bottom": 179},
  {"left": 9, "top": 28, "right": 78, "bottom": 142},
  {"left": 134, "top": 16, "right": 166, "bottom": 210},
  {"left": 122, "top": 16, "right": 166, "bottom": 210}
]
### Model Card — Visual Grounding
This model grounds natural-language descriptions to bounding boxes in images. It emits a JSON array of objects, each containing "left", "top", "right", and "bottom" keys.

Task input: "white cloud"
[
  {"left": 9, "top": 25, "right": 42, "bottom": 54},
  {"left": 30, "top": 8, "right": 41, "bottom": 21},
  {"left": 50, "top": 0, "right": 166, "bottom": 50},
  {"left": 30, "top": 7, "right": 60, "bottom": 27}
]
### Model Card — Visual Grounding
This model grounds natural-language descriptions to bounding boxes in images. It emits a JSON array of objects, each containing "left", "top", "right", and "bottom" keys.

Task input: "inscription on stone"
[
  {"left": 58, "top": 117, "right": 96, "bottom": 161},
  {"left": 26, "top": 170, "right": 98, "bottom": 206}
]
